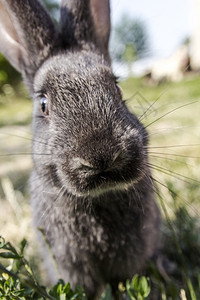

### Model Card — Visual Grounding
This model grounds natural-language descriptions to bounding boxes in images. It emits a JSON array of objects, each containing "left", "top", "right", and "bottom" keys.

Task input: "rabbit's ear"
[
  {"left": 60, "top": 0, "right": 111, "bottom": 59},
  {"left": 0, "top": 0, "right": 57, "bottom": 78},
  {"left": 90, "top": 0, "right": 111, "bottom": 54},
  {"left": 0, "top": 1, "right": 28, "bottom": 73}
]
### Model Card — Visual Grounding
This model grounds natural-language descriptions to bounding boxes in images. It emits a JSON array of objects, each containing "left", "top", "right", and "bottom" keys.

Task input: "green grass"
[
  {"left": 0, "top": 236, "right": 151, "bottom": 300},
  {"left": 0, "top": 96, "right": 32, "bottom": 127},
  {"left": 0, "top": 75, "right": 200, "bottom": 299}
]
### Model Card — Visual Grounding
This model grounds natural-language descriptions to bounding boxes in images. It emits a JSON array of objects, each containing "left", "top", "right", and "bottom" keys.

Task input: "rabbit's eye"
[
  {"left": 116, "top": 84, "right": 122, "bottom": 97},
  {"left": 40, "top": 97, "right": 49, "bottom": 116}
]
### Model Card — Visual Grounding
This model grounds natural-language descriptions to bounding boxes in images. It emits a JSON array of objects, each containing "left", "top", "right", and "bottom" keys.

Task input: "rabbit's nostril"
[
  {"left": 73, "top": 158, "right": 93, "bottom": 169},
  {"left": 80, "top": 163, "right": 98, "bottom": 171},
  {"left": 73, "top": 157, "right": 99, "bottom": 172},
  {"left": 72, "top": 156, "right": 111, "bottom": 173},
  {"left": 112, "top": 151, "right": 125, "bottom": 167}
]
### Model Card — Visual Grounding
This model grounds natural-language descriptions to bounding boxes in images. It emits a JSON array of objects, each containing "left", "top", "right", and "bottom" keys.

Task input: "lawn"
[{"left": 0, "top": 74, "right": 200, "bottom": 299}]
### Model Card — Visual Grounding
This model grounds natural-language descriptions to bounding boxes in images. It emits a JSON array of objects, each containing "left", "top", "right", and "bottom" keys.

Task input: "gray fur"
[
  {"left": 0, "top": 0, "right": 58, "bottom": 89},
  {"left": 0, "top": 0, "right": 160, "bottom": 298}
]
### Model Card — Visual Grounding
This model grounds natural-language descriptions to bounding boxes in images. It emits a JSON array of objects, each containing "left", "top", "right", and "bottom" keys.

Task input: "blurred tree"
[
  {"left": 110, "top": 15, "right": 148, "bottom": 65},
  {"left": 42, "top": 0, "right": 59, "bottom": 22},
  {"left": 0, "top": 54, "right": 21, "bottom": 97}
]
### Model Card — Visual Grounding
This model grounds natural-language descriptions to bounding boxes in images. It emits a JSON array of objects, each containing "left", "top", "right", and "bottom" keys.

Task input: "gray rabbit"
[{"left": 0, "top": 0, "right": 160, "bottom": 298}]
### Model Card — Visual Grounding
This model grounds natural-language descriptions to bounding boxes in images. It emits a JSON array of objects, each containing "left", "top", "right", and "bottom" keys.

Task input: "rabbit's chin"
[{"left": 61, "top": 179, "right": 138, "bottom": 198}]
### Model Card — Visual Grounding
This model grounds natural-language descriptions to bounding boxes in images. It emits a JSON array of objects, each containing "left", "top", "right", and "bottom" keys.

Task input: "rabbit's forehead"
[{"left": 34, "top": 52, "right": 113, "bottom": 93}]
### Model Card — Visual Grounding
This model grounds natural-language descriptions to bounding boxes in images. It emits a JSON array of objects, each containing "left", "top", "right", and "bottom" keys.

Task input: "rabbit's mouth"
[
  {"left": 79, "top": 169, "right": 146, "bottom": 197},
  {"left": 78, "top": 177, "right": 140, "bottom": 198}
]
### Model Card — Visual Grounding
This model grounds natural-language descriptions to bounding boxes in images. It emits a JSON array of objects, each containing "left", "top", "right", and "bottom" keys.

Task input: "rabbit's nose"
[
  {"left": 73, "top": 157, "right": 110, "bottom": 173},
  {"left": 72, "top": 151, "right": 124, "bottom": 173}
]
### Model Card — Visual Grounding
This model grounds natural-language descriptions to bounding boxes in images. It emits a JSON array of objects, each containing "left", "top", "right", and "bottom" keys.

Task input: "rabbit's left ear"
[{"left": 0, "top": 0, "right": 58, "bottom": 81}]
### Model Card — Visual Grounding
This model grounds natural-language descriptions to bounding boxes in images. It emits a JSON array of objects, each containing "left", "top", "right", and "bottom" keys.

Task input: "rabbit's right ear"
[
  {"left": 0, "top": 0, "right": 58, "bottom": 82},
  {"left": 60, "top": 0, "right": 111, "bottom": 60}
]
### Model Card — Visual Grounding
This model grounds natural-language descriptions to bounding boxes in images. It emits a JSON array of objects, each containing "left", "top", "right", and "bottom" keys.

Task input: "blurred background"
[
  {"left": 110, "top": 0, "right": 192, "bottom": 76},
  {"left": 0, "top": 0, "right": 200, "bottom": 298},
  {"left": 111, "top": 0, "right": 191, "bottom": 58}
]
